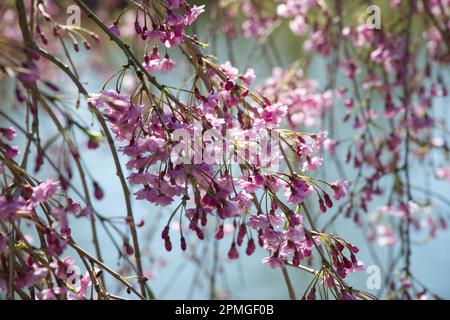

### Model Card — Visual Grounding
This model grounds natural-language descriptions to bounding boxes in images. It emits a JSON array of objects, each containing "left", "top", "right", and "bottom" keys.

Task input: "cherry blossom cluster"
[
  {"left": 2, "top": 0, "right": 448, "bottom": 301},
  {"left": 257, "top": 67, "right": 333, "bottom": 128},
  {"left": 110, "top": 0, "right": 204, "bottom": 48},
  {"left": 88, "top": 61, "right": 357, "bottom": 281},
  {"left": 85, "top": 3, "right": 362, "bottom": 292},
  {"left": 218, "top": 0, "right": 276, "bottom": 39},
  {"left": 0, "top": 134, "right": 93, "bottom": 299}
]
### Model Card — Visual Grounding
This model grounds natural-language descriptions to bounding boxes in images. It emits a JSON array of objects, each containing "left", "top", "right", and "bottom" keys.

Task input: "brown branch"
[{"left": 282, "top": 267, "right": 296, "bottom": 300}]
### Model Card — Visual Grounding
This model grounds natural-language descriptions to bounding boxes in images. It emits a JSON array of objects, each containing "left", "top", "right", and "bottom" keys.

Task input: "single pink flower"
[
  {"left": 284, "top": 178, "right": 312, "bottom": 204},
  {"left": 302, "top": 156, "right": 323, "bottom": 171},
  {"left": 331, "top": 179, "right": 349, "bottom": 200},
  {"left": 159, "top": 56, "right": 176, "bottom": 72},
  {"left": 185, "top": 5, "right": 205, "bottom": 26},
  {"left": 31, "top": 178, "right": 59, "bottom": 205},
  {"left": 262, "top": 256, "right": 285, "bottom": 269},
  {"left": 259, "top": 103, "right": 288, "bottom": 129}
]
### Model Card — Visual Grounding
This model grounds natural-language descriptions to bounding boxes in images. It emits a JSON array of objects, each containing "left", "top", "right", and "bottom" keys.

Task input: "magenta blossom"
[
  {"left": 284, "top": 178, "right": 313, "bottom": 204},
  {"left": 331, "top": 179, "right": 349, "bottom": 200},
  {"left": 31, "top": 178, "right": 59, "bottom": 205},
  {"left": 0, "top": 127, "right": 17, "bottom": 141}
]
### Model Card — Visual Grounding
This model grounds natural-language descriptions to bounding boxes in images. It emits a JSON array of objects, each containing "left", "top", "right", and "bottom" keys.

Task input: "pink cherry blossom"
[
  {"left": 31, "top": 178, "right": 59, "bottom": 205},
  {"left": 331, "top": 179, "right": 349, "bottom": 200}
]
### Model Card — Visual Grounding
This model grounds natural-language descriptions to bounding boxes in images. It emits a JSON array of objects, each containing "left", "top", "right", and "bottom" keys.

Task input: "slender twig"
[{"left": 281, "top": 267, "right": 296, "bottom": 300}]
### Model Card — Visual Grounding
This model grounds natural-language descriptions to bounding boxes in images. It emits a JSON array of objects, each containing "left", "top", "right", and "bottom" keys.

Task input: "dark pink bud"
[
  {"left": 108, "top": 22, "right": 121, "bottom": 37},
  {"left": 319, "top": 199, "right": 327, "bottom": 213},
  {"left": 4, "top": 145, "right": 19, "bottom": 159},
  {"left": 345, "top": 208, "right": 352, "bottom": 218},
  {"left": 290, "top": 212, "right": 301, "bottom": 226},
  {"left": 227, "top": 242, "right": 239, "bottom": 260},
  {"left": 135, "top": 20, "right": 142, "bottom": 34},
  {"left": 87, "top": 139, "right": 99, "bottom": 149},
  {"left": 237, "top": 224, "right": 247, "bottom": 246},
  {"left": 307, "top": 290, "right": 316, "bottom": 300},
  {"left": 66, "top": 166, "right": 73, "bottom": 180},
  {"left": 200, "top": 210, "right": 207, "bottom": 226},
  {"left": 141, "top": 26, "right": 148, "bottom": 40},
  {"left": 34, "top": 152, "right": 44, "bottom": 173},
  {"left": 61, "top": 227, "right": 71, "bottom": 237},
  {"left": 44, "top": 81, "right": 59, "bottom": 92},
  {"left": 161, "top": 226, "right": 170, "bottom": 240},
  {"left": 292, "top": 251, "right": 303, "bottom": 266},
  {"left": 258, "top": 229, "right": 264, "bottom": 247},
  {"left": 124, "top": 241, "right": 134, "bottom": 256},
  {"left": 297, "top": 136, "right": 306, "bottom": 144},
  {"left": 262, "top": 96, "right": 271, "bottom": 106},
  {"left": 137, "top": 220, "right": 145, "bottom": 228},
  {"left": 93, "top": 182, "right": 104, "bottom": 200},
  {"left": 164, "top": 237, "right": 172, "bottom": 252},
  {"left": 342, "top": 257, "right": 352, "bottom": 269},
  {"left": 40, "top": 34, "right": 48, "bottom": 45},
  {"left": 254, "top": 170, "right": 265, "bottom": 185},
  {"left": 335, "top": 241, "right": 344, "bottom": 252},
  {"left": 324, "top": 193, "right": 333, "bottom": 208},
  {"left": 180, "top": 236, "right": 187, "bottom": 251},
  {"left": 43, "top": 12, "right": 51, "bottom": 22},
  {"left": 60, "top": 176, "right": 69, "bottom": 191},
  {"left": 194, "top": 227, "right": 204, "bottom": 240},
  {"left": 354, "top": 213, "right": 360, "bottom": 225},
  {"left": 303, "top": 249, "right": 311, "bottom": 257},
  {"left": 15, "top": 88, "right": 25, "bottom": 103},
  {"left": 245, "top": 239, "right": 255, "bottom": 256},
  {"left": 215, "top": 225, "right": 224, "bottom": 240}
]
